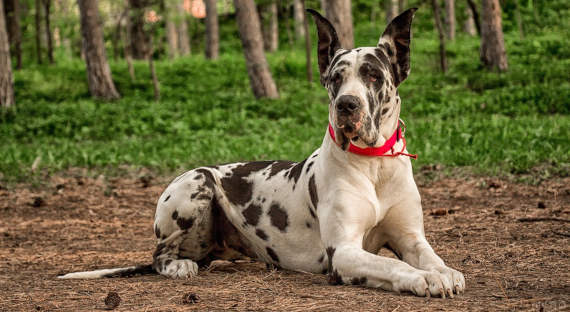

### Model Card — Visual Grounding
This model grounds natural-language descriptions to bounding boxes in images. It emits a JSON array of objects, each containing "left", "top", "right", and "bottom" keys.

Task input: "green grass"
[{"left": 1, "top": 21, "right": 569, "bottom": 182}]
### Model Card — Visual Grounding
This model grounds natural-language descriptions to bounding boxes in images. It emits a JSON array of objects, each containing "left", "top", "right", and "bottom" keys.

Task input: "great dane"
[{"left": 60, "top": 8, "right": 465, "bottom": 298}]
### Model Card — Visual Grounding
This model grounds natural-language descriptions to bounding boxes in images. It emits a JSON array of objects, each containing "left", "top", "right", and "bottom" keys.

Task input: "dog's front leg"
[
  {"left": 382, "top": 198, "right": 466, "bottom": 297},
  {"left": 319, "top": 196, "right": 452, "bottom": 297}
]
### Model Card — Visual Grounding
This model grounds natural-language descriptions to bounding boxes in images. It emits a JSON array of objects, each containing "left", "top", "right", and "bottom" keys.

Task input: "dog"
[{"left": 59, "top": 8, "right": 465, "bottom": 298}]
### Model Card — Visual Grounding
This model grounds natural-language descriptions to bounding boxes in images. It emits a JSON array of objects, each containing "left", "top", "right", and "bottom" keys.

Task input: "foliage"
[{"left": 1, "top": 1, "right": 569, "bottom": 182}]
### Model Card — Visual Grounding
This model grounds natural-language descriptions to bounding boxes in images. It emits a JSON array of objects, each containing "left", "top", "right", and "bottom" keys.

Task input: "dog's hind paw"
[{"left": 160, "top": 259, "right": 199, "bottom": 279}]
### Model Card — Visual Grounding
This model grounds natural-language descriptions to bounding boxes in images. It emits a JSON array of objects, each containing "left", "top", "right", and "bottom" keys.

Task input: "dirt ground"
[{"left": 0, "top": 170, "right": 568, "bottom": 311}]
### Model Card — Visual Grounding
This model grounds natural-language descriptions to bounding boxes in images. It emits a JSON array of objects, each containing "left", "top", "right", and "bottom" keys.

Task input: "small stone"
[
  {"left": 31, "top": 197, "right": 45, "bottom": 207},
  {"left": 104, "top": 291, "right": 121, "bottom": 310},
  {"left": 537, "top": 201, "right": 546, "bottom": 209},
  {"left": 182, "top": 292, "right": 200, "bottom": 304}
]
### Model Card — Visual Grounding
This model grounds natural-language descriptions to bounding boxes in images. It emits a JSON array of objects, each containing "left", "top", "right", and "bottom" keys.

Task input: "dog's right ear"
[{"left": 307, "top": 9, "right": 341, "bottom": 85}]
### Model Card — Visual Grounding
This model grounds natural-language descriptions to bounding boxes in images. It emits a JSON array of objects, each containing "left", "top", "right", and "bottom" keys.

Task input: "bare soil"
[{"left": 0, "top": 171, "right": 568, "bottom": 311}]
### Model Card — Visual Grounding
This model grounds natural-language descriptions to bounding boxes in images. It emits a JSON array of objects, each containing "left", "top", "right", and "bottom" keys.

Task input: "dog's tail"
[{"left": 57, "top": 264, "right": 155, "bottom": 279}]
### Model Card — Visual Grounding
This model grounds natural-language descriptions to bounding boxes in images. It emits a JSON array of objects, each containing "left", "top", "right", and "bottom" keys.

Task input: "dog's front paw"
[
  {"left": 430, "top": 265, "right": 466, "bottom": 297},
  {"left": 162, "top": 259, "right": 199, "bottom": 278},
  {"left": 400, "top": 268, "right": 465, "bottom": 298}
]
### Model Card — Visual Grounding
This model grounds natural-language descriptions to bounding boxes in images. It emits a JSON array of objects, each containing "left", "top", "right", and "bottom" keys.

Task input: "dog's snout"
[{"left": 336, "top": 95, "right": 361, "bottom": 115}]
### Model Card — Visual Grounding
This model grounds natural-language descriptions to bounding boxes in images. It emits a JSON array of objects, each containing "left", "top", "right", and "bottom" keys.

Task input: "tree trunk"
[
  {"left": 233, "top": 0, "right": 279, "bottom": 99},
  {"left": 444, "top": 0, "right": 455, "bottom": 40},
  {"left": 112, "top": 9, "right": 127, "bottom": 61},
  {"left": 293, "top": 0, "right": 305, "bottom": 40},
  {"left": 261, "top": 2, "right": 278, "bottom": 52},
  {"left": 325, "top": 0, "right": 353, "bottom": 49},
  {"left": 205, "top": 0, "right": 219, "bottom": 59},
  {"left": 301, "top": 0, "right": 311, "bottom": 83},
  {"left": 320, "top": 0, "right": 326, "bottom": 13},
  {"left": 514, "top": 0, "right": 524, "bottom": 40},
  {"left": 147, "top": 37, "right": 160, "bottom": 101},
  {"left": 431, "top": 0, "right": 447, "bottom": 73},
  {"left": 78, "top": 0, "right": 120, "bottom": 100},
  {"left": 177, "top": 2, "right": 190, "bottom": 56},
  {"left": 398, "top": 0, "right": 407, "bottom": 12},
  {"left": 463, "top": 6, "right": 476, "bottom": 36},
  {"left": 466, "top": 0, "right": 481, "bottom": 35},
  {"left": 35, "top": 0, "right": 43, "bottom": 64},
  {"left": 43, "top": 0, "right": 54, "bottom": 63},
  {"left": 0, "top": 0, "right": 15, "bottom": 108},
  {"left": 127, "top": 0, "right": 148, "bottom": 59},
  {"left": 4, "top": 0, "right": 22, "bottom": 69},
  {"left": 480, "top": 0, "right": 507, "bottom": 71},
  {"left": 385, "top": 0, "right": 398, "bottom": 23}
]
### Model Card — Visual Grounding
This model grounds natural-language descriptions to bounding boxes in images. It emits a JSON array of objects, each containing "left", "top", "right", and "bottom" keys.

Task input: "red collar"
[{"left": 328, "top": 121, "right": 417, "bottom": 159}]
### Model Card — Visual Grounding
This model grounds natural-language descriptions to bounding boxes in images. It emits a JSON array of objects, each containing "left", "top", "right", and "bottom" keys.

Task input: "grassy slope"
[{"left": 1, "top": 15, "right": 569, "bottom": 182}]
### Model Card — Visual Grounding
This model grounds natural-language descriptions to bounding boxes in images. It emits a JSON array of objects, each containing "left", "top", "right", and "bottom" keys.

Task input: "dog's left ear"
[
  {"left": 378, "top": 8, "right": 418, "bottom": 87},
  {"left": 307, "top": 9, "right": 341, "bottom": 85}
]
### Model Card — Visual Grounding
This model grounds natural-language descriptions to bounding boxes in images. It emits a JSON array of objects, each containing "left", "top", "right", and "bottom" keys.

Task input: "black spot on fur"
[
  {"left": 256, "top": 229, "right": 268, "bottom": 241},
  {"left": 193, "top": 175, "right": 201, "bottom": 180},
  {"left": 311, "top": 153, "right": 318, "bottom": 159},
  {"left": 329, "top": 269, "right": 343, "bottom": 285},
  {"left": 306, "top": 222, "right": 311, "bottom": 228},
  {"left": 164, "top": 259, "right": 172, "bottom": 266},
  {"left": 190, "top": 192, "right": 199, "bottom": 199},
  {"left": 318, "top": 254, "right": 325, "bottom": 263},
  {"left": 171, "top": 210, "right": 178, "bottom": 220},
  {"left": 351, "top": 276, "right": 367, "bottom": 285},
  {"left": 309, "top": 206, "right": 317, "bottom": 219},
  {"left": 152, "top": 243, "right": 166, "bottom": 259},
  {"left": 221, "top": 161, "right": 273, "bottom": 206},
  {"left": 382, "top": 107, "right": 390, "bottom": 115},
  {"left": 177, "top": 216, "right": 195, "bottom": 230},
  {"left": 335, "top": 60, "right": 351, "bottom": 68},
  {"left": 367, "top": 92, "right": 375, "bottom": 116},
  {"left": 308, "top": 175, "right": 319, "bottom": 210},
  {"left": 195, "top": 168, "right": 216, "bottom": 190},
  {"left": 287, "top": 159, "right": 307, "bottom": 185},
  {"left": 196, "top": 194, "right": 211, "bottom": 201},
  {"left": 266, "top": 247, "right": 280, "bottom": 263},
  {"left": 305, "top": 161, "right": 314, "bottom": 173},
  {"left": 267, "top": 161, "right": 295, "bottom": 179},
  {"left": 154, "top": 225, "right": 161, "bottom": 239},
  {"left": 384, "top": 95, "right": 391, "bottom": 103},
  {"left": 243, "top": 203, "right": 262, "bottom": 226},
  {"left": 268, "top": 203, "right": 289, "bottom": 232},
  {"left": 326, "top": 247, "right": 335, "bottom": 268},
  {"left": 329, "top": 50, "right": 351, "bottom": 69},
  {"left": 164, "top": 195, "right": 171, "bottom": 202}
]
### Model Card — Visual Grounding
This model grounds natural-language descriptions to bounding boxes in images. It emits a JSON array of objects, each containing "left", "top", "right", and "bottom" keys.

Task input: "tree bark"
[
  {"left": 293, "top": 0, "right": 305, "bottom": 40},
  {"left": 385, "top": 0, "right": 398, "bottom": 23},
  {"left": 4, "top": 0, "right": 22, "bottom": 69},
  {"left": 35, "top": 0, "right": 43, "bottom": 64},
  {"left": 431, "top": 0, "right": 447, "bottom": 73},
  {"left": 233, "top": 0, "right": 279, "bottom": 99},
  {"left": 127, "top": 0, "right": 148, "bottom": 59},
  {"left": 320, "top": 0, "right": 326, "bottom": 13},
  {"left": 301, "top": 0, "right": 312, "bottom": 82},
  {"left": 43, "top": 0, "right": 54, "bottom": 63},
  {"left": 466, "top": 0, "right": 481, "bottom": 35},
  {"left": 0, "top": 0, "right": 15, "bottom": 108},
  {"left": 205, "top": 0, "right": 219, "bottom": 59},
  {"left": 261, "top": 2, "right": 278, "bottom": 52},
  {"left": 463, "top": 5, "right": 476, "bottom": 36},
  {"left": 444, "top": 0, "right": 455, "bottom": 40},
  {"left": 177, "top": 2, "right": 190, "bottom": 56},
  {"left": 398, "top": 0, "right": 407, "bottom": 12},
  {"left": 325, "top": 0, "right": 353, "bottom": 49},
  {"left": 480, "top": 0, "right": 507, "bottom": 71},
  {"left": 78, "top": 0, "right": 120, "bottom": 100},
  {"left": 165, "top": 3, "right": 178, "bottom": 59}
]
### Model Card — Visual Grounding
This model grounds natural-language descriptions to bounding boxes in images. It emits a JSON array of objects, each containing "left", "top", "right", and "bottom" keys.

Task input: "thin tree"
[
  {"left": 78, "top": 0, "right": 120, "bottom": 100},
  {"left": 431, "top": 0, "right": 447, "bottom": 72},
  {"left": 480, "top": 0, "right": 507, "bottom": 71},
  {"left": 4, "top": 0, "right": 22, "bottom": 69},
  {"left": 301, "top": 0, "right": 312, "bottom": 82},
  {"left": 260, "top": 1, "right": 278, "bottom": 52},
  {"left": 385, "top": 0, "right": 398, "bottom": 23},
  {"left": 466, "top": 0, "right": 481, "bottom": 35},
  {"left": 127, "top": 0, "right": 148, "bottom": 59},
  {"left": 0, "top": 0, "right": 15, "bottom": 108},
  {"left": 165, "top": 1, "right": 179, "bottom": 59},
  {"left": 324, "top": 0, "right": 353, "bottom": 49},
  {"left": 177, "top": 1, "right": 190, "bottom": 56},
  {"left": 444, "top": 0, "right": 455, "bottom": 40},
  {"left": 205, "top": 0, "right": 219, "bottom": 59},
  {"left": 43, "top": 0, "right": 54, "bottom": 63},
  {"left": 463, "top": 6, "right": 476, "bottom": 36},
  {"left": 514, "top": 0, "right": 524, "bottom": 39},
  {"left": 293, "top": 0, "right": 305, "bottom": 40},
  {"left": 233, "top": 0, "right": 279, "bottom": 99},
  {"left": 35, "top": 0, "right": 43, "bottom": 64}
]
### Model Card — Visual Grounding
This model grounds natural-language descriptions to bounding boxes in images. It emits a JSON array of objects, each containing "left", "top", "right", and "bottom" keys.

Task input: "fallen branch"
[{"left": 517, "top": 217, "right": 570, "bottom": 223}]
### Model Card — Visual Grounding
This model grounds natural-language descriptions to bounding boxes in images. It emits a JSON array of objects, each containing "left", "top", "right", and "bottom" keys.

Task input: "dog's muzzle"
[{"left": 335, "top": 95, "right": 363, "bottom": 139}]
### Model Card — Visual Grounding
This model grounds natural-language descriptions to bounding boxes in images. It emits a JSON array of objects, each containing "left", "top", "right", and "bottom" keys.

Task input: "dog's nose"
[{"left": 336, "top": 95, "right": 361, "bottom": 115}]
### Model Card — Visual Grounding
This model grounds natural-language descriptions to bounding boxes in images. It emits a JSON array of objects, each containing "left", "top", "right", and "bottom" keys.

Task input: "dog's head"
[{"left": 308, "top": 8, "right": 417, "bottom": 150}]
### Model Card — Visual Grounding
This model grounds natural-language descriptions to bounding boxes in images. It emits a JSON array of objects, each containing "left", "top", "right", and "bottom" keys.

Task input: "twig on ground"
[{"left": 517, "top": 217, "right": 570, "bottom": 223}]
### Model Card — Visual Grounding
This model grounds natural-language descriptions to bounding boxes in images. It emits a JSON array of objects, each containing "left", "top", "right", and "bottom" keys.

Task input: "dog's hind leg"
[{"left": 152, "top": 169, "right": 218, "bottom": 278}]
